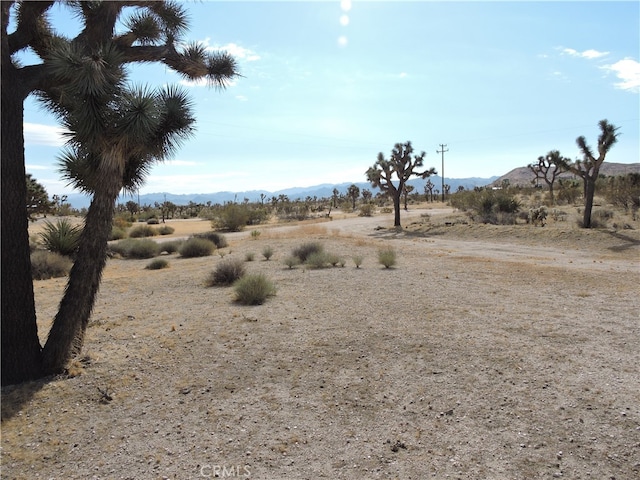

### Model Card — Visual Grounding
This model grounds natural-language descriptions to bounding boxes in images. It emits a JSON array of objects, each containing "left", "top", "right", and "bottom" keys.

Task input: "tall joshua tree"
[
  {"left": 366, "top": 141, "right": 436, "bottom": 227},
  {"left": 528, "top": 150, "right": 571, "bottom": 206},
  {"left": 569, "top": 120, "right": 620, "bottom": 228},
  {"left": 1, "top": 1, "right": 238, "bottom": 385}
]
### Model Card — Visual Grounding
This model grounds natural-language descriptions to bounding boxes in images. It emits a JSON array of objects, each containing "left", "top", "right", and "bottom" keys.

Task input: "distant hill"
[
  {"left": 65, "top": 174, "right": 500, "bottom": 209},
  {"left": 492, "top": 162, "right": 640, "bottom": 187}
]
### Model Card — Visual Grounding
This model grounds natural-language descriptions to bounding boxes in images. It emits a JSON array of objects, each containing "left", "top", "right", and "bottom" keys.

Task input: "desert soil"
[{"left": 2, "top": 206, "right": 639, "bottom": 480}]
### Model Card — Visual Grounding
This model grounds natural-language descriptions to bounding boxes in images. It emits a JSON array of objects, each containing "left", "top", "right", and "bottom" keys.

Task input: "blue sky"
[{"left": 20, "top": 1, "right": 640, "bottom": 196}]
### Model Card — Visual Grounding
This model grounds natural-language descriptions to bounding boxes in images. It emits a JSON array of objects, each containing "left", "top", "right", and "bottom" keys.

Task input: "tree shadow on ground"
[
  {"left": 1, "top": 376, "right": 53, "bottom": 422},
  {"left": 606, "top": 230, "right": 640, "bottom": 252}
]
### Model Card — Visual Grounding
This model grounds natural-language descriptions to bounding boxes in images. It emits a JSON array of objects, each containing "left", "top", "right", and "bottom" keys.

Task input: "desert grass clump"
[
  {"left": 305, "top": 251, "right": 330, "bottom": 269},
  {"left": 326, "top": 253, "right": 342, "bottom": 267},
  {"left": 250, "top": 229, "right": 261, "bottom": 239},
  {"left": 245, "top": 252, "right": 255, "bottom": 262},
  {"left": 262, "top": 245, "right": 274, "bottom": 261},
  {"left": 194, "top": 231, "right": 228, "bottom": 248},
  {"left": 378, "top": 247, "right": 397, "bottom": 268},
  {"left": 353, "top": 255, "right": 364, "bottom": 268},
  {"left": 110, "top": 226, "right": 127, "bottom": 241},
  {"left": 179, "top": 237, "right": 215, "bottom": 258},
  {"left": 39, "top": 218, "right": 82, "bottom": 256},
  {"left": 146, "top": 258, "right": 169, "bottom": 270},
  {"left": 160, "top": 240, "right": 183, "bottom": 255},
  {"left": 129, "top": 224, "right": 158, "bottom": 238},
  {"left": 283, "top": 255, "right": 301, "bottom": 269},
  {"left": 292, "top": 242, "right": 323, "bottom": 262},
  {"left": 110, "top": 238, "right": 161, "bottom": 259},
  {"left": 31, "top": 250, "right": 73, "bottom": 280},
  {"left": 233, "top": 273, "right": 276, "bottom": 305},
  {"left": 158, "top": 225, "right": 175, "bottom": 235},
  {"left": 207, "top": 258, "right": 246, "bottom": 286}
]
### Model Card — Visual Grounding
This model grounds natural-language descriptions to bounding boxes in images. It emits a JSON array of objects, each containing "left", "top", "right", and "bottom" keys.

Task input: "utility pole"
[{"left": 437, "top": 144, "right": 448, "bottom": 202}]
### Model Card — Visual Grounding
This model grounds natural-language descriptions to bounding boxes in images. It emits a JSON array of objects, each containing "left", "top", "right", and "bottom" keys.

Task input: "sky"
[{"left": 18, "top": 1, "right": 640, "bottom": 197}]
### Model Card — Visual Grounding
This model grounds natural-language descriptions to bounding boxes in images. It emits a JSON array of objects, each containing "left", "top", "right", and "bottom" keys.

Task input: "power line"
[{"left": 436, "top": 144, "right": 448, "bottom": 202}]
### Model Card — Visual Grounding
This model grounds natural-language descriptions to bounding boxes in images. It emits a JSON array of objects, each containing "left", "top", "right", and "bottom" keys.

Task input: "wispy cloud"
[
  {"left": 24, "top": 122, "right": 68, "bottom": 147},
  {"left": 559, "top": 47, "right": 610, "bottom": 59},
  {"left": 25, "top": 164, "right": 51, "bottom": 171},
  {"left": 601, "top": 58, "right": 640, "bottom": 93}
]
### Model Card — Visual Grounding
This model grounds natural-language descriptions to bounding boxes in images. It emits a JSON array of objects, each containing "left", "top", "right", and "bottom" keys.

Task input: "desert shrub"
[
  {"left": 207, "top": 258, "right": 246, "bottom": 286},
  {"left": 129, "top": 224, "right": 158, "bottom": 238},
  {"left": 305, "top": 251, "right": 330, "bottom": 269},
  {"left": 233, "top": 273, "right": 276, "bottom": 305},
  {"left": 31, "top": 250, "right": 72, "bottom": 280},
  {"left": 194, "top": 231, "right": 228, "bottom": 248},
  {"left": 146, "top": 218, "right": 160, "bottom": 224},
  {"left": 39, "top": 218, "right": 82, "bottom": 256},
  {"left": 110, "top": 227, "right": 127, "bottom": 241},
  {"left": 110, "top": 238, "right": 161, "bottom": 259},
  {"left": 353, "top": 255, "right": 364, "bottom": 268},
  {"left": 212, "top": 203, "right": 250, "bottom": 231},
  {"left": 283, "top": 255, "right": 300, "bottom": 269},
  {"left": 146, "top": 258, "right": 169, "bottom": 270},
  {"left": 245, "top": 252, "right": 255, "bottom": 262},
  {"left": 326, "top": 252, "right": 341, "bottom": 267},
  {"left": 451, "top": 189, "right": 521, "bottom": 224},
  {"left": 250, "top": 229, "right": 261, "bottom": 239},
  {"left": 359, "top": 203, "right": 374, "bottom": 217},
  {"left": 179, "top": 237, "right": 215, "bottom": 258},
  {"left": 160, "top": 240, "right": 183, "bottom": 254},
  {"left": 380, "top": 207, "right": 393, "bottom": 214},
  {"left": 378, "top": 247, "right": 397, "bottom": 268},
  {"left": 292, "top": 242, "right": 323, "bottom": 262},
  {"left": 262, "top": 245, "right": 274, "bottom": 260},
  {"left": 113, "top": 215, "right": 133, "bottom": 229},
  {"left": 158, "top": 225, "right": 175, "bottom": 235}
]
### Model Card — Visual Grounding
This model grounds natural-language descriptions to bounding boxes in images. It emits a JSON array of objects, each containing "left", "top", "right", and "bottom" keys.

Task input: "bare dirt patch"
[{"left": 3, "top": 207, "right": 639, "bottom": 479}]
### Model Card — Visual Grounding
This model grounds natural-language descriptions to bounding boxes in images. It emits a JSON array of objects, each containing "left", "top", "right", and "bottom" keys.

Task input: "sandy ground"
[{"left": 2, "top": 206, "right": 639, "bottom": 479}]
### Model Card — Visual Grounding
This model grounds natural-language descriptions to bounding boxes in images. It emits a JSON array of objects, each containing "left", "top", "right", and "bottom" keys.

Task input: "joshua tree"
[
  {"left": 402, "top": 184, "right": 414, "bottom": 210},
  {"left": 424, "top": 179, "right": 435, "bottom": 202},
  {"left": 366, "top": 141, "right": 436, "bottom": 227},
  {"left": 569, "top": 120, "right": 620, "bottom": 228},
  {"left": 26, "top": 174, "right": 54, "bottom": 220},
  {"left": 528, "top": 150, "right": 571, "bottom": 205},
  {"left": 2, "top": 1, "right": 238, "bottom": 385},
  {"left": 347, "top": 184, "right": 360, "bottom": 210}
]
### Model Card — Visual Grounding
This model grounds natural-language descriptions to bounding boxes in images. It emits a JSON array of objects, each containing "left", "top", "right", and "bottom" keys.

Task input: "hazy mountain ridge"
[{"left": 64, "top": 163, "right": 637, "bottom": 208}]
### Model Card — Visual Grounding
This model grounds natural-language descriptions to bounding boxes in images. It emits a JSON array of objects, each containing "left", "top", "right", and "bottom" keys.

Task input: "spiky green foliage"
[{"left": 39, "top": 219, "right": 83, "bottom": 257}]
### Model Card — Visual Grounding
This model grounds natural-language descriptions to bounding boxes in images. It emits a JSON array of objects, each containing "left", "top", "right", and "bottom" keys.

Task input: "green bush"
[
  {"left": 159, "top": 240, "right": 183, "bottom": 254},
  {"left": 206, "top": 258, "right": 246, "bottom": 286},
  {"left": 110, "top": 238, "right": 161, "bottom": 259},
  {"left": 146, "top": 258, "right": 169, "bottom": 270},
  {"left": 233, "top": 274, "right": 276, "bottom": 305},
  {"left": 110, "top": 227, "right": 127, "bottom": 241},
  {"left": 194, "top": 231, "right": 228, "bottom": 248},
  {"left": 129, "top": 224, "right": 158, "bottom": 238},
  {"left": 179, "top": 237, "right": 215, "bottom": 258},
  {"left": 378, "top": 247, "right": 397, "bottom": 268},
  {"left": 250, "top": 229, "right": 261, "bottom": 239},
  {"left": 283, "top": 255, "right": 300, "bottom": 269},
  {"left": 292, "top": 242, "right": 323, "bottom": 262},
  {"left": 305, "top": 251, "right": 330, "bottom": 269},
  {"left": 39, "top": 218, "right": 82, "bottom": 256},
  {"left": 158, "top": 225, "right": 175, "bottom": 235},
  {"left": 262, "top": 245, "right": 274, "bottom": 261},
  {"left": 450, "top": 189, "right": 521, "bottom": 224},
  {"left": 212, "top": 203, "right": 250, "bottom": 231},
  {"left": 31, "top": 250, "right": 73, "bottom": 280}
]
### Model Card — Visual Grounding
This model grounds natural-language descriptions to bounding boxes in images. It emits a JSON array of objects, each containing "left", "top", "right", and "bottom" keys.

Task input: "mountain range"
[
  {"left": 64, "top": 162, "right": 639, "bottom": 209},
  {"left": 65, "top": 174, "right": 497, "bottom": 209}
]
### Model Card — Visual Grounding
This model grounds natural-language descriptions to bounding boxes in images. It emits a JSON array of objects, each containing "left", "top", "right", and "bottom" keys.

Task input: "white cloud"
[
  {"left": 25, "top": 164, "right": 51, "bottom": 171},
  {"left": 601, "top": 57, "right": 640, "bottom": 93},
  {"left": 195, "top": 38, "right": 260, "bottom": 62},
  {"left": 559, "top": 47, "right": 609, "bottom": 59},
  {"left": 24, "top": 122, "right": 68, "bottom": 147}
]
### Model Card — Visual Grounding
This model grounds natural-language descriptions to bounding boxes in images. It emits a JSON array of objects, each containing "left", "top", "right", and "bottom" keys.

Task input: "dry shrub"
[
  {"left": 378, "top": 247, "right": 397, "bottom": 268},
  {"left": 129, "top": 225, "right": 158, "bottom": 238},
  {"left": 206, "top": 258, "right": 246, "bottom": 286},
  {"left": 110, "top": 238, "right": 160, "bottom": 259},
  {"left": 31, "top": 250, "right": 72, "bottom": 280},
  {"left": 179, "top": 238, "right": 215, "bottom": 258},
  {"left": 145, "top": 258, "right": 169, "bottom": 270},
  {"left": 234, "top": 274, "right": 276, "bottom": 305},
  {"left": 292, "top": 242, "right": 324, "bottom": 262}
]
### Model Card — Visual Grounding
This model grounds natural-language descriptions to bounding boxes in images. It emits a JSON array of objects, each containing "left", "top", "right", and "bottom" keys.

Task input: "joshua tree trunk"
[
  {"left": 582, "top": 177, "right": 596, "bottom": 228},
  {"left": 392, "top": 191, "right": 402, "bottom": 227},
  {"left": 42, "top": 170, "right": 122, "bottom": 374},
  {"left": 1, "top": 68, "right": 44, "bottom": 385}
]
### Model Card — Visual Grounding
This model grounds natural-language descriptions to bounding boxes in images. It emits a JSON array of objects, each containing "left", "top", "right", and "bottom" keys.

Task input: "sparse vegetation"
[
  {"left": 233, "top": 273, "right": 276, "bottom": 305},
  {"left": 158, "top": 225, "right": 175, "bottom": 235},
  {"left": 194, "top": 231, "right": 228, "bottom": 248},
  {"left": 145, "top": 258, "right": 169, "bottom": 270},
  {"left": 129, "top": 225, "right": 158, "bottom": 238},
  {"left": 110, "top": 238, "right": 161, "bottom": 259},
  {"left": 283, "top": 255, "right": 301, "bottom": 269},
  {"left": 109, "top": 227, "right": 127, "bottom": 241},
  {"left": 30, "top": 251, "right": 73, "bottom": 280},
  {"left": 207, "top": 258, "right": 246, "bottom": 286},
  {"left": 39, "top": 218, "right": 82, "bottom": 257},
  {"left": 305, "top": 251, "right": 330, "bottom": 269},
  {"left": 159, "top": 240, "right": 183, "bottom": 255},
  {"left": 353, "top": 255, "right": 364, "bottom": 268},
  {"left": 179, "top": 237, "right": 216, "bottom": 258},
  {"left": 245, "top": 252, "right": 255, "bottom": 262},
  {"left": 292, "top": 242, "right": 324, "bottom": 262},
  {"left": 262, "top": 245, "right": 274, "bottom": 261},
  {"left": 378, "top": 247, "right": 397, "bottom": 268},
  {"left": 250, "top": 229, "right": 261, "bottom": 239}
]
